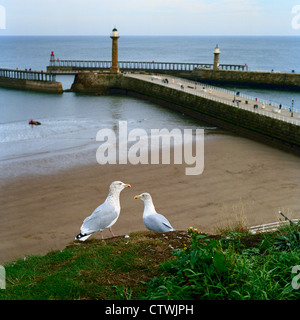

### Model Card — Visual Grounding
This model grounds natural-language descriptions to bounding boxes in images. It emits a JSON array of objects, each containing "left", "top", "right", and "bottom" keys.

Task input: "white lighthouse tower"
[
  {"left": 213, "top": 45, "right": 221, "bottom": 70},
  {"left": 110, "top": 27, "right": 120, "bottom": 73}
]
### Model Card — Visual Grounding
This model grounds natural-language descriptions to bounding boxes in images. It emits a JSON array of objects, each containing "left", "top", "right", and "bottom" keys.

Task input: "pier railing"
[
  {"left": 48, "top": 59, "right": 247, "bottom": 71},
  {"left": 0, "top": 68, "right": 57, "bottom": 81},
  {"left": 124, "top": 73, "right": 300, "bottom": 126},
  {"left": 173, "top": 75, "right": 294, "bottom": 113},
  {"left": 249, "top": 219, "right": 299, "bottom": 234}
]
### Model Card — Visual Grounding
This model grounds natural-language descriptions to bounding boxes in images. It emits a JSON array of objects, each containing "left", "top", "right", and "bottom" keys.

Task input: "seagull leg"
[{"left": 109, "top": 228, "right": 116, "bottom": 237}]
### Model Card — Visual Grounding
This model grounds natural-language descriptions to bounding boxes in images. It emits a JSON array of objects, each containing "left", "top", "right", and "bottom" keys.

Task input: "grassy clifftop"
[{"left": 0, "top": 227, "right": 299, "bottom": 300}]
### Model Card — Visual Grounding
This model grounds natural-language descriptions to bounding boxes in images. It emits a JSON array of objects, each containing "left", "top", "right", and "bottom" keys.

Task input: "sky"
[{"left": 0, "top": 0, "right": 300, "bottom": 36}]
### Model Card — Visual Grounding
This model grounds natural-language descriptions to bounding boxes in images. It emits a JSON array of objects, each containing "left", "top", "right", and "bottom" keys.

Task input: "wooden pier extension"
[
  {"left": 47, "top": 59, "right": 247, "bottom": 74},
  {"left": 0, "top": 68, "right": 63, "bottom": 93}
]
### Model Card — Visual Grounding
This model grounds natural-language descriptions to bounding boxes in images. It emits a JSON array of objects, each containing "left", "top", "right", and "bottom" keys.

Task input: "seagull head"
[
  {"left": 134, "top": 192, "right": 152, "bottom": 201},
  {"left": 110, "top": 181, "right": 131, "bottom": 192},
  {"left": 134, "top": 193, "right": 156, "bottom": 214}
]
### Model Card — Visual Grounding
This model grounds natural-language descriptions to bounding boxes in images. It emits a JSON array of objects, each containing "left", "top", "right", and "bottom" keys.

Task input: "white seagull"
[
  {"left": 75, "top": 181, "right": 131, "bottom": 241},
  {"left": 134, "top": 193, "right": 175, "bottom": 233}
]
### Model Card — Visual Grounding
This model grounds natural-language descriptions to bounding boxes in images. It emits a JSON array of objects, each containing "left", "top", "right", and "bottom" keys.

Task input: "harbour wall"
[
  {"left": 0, "top": 77, "right": 63, "bottom": 93},
  {"left": 189, "top": 69, "right": 300, "bottom": 91},
  {"left": 49, "top": 65, "right": 300, "bottom": 91},
  {"left": 71, "top": 72, "right": 300, "bottom": 155}
]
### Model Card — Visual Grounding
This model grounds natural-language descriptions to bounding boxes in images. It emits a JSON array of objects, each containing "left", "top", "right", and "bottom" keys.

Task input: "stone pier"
[{"left": 71, "top": 72, "right": 300, "bottom": 155}]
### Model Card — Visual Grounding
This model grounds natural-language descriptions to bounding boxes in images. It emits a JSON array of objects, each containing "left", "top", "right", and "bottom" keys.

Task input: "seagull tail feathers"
[{"left": 75, "top": 233, "right": 92, "bottom": 241}]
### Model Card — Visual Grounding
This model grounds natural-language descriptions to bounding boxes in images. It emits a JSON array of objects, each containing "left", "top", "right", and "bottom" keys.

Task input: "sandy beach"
[{"left": 0, "top": 132, "right": 299, "bottom": 264}]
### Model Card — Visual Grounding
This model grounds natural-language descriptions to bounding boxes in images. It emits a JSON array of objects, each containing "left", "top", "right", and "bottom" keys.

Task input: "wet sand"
[{"left": 0, "top": 133, "right": 299, "bottom": 264}]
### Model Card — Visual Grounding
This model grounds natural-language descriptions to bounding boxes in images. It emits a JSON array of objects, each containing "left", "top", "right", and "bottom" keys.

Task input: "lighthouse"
[
  {"left": 213, "top": 45, "right": 221, "bottom": 70},
  {"left": 110, "top": 27, "right": 120, "bottom": 73},
  {"left": 50, "top": 51, "right": 55, "bottom": 66}
]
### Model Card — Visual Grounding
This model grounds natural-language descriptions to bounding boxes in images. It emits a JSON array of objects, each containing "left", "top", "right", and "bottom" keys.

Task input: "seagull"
[
  {"left": 134, "top": 192, "right": 175, "bottom": 233},
  {"left": 75, "top": 181, "right": 131, "bottom": 241}
]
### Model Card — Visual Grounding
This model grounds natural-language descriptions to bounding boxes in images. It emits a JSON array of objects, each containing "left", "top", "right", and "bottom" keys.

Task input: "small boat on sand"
[{"left": 29, "top": 120, "right": 41, "bottom": 125}]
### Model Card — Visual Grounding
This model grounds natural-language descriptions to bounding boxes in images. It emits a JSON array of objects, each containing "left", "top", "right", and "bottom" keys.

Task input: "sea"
[{"left": 0, "top": 36, "right": 300, "bottom": 179}]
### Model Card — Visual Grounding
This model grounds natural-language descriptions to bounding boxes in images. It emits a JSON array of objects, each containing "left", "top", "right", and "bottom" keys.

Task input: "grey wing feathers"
[
  {"left": 144, "top": 213, "right": 175, "bottom": 233},
  {"left": 81, "top": 203, "right": 118, "bottom": 234},
  {"left": 162, "top": 221, "right": 174, "bottom": 230}
]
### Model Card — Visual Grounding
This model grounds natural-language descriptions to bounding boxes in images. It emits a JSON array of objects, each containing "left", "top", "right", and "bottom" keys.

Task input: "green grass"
[
  {"left": 143, "top": 225, "right": 300, "bottom": 300},
  {"left": 0, "top": 232, "right": 181, "bottom": 300},
  {"left": 0, "top": 224, "right": 299, "bottom": 300}
]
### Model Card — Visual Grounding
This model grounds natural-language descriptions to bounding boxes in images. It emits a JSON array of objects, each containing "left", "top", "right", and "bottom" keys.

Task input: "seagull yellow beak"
[
  {"left": 125, "top": 184, "right": 131, "bottom": 188},
  {"left": 134, "top": 195, "right": 141, "bottom": 199}
]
